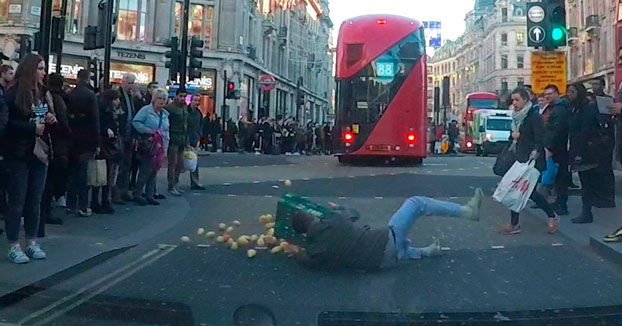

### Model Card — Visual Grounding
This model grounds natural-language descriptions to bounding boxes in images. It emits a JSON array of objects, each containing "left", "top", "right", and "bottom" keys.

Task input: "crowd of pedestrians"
[
  {"left": 0, "top": 54, "right": 205, "bottom": 264},
  {"left": 199, "top": 114, "right": 334, "bottom": 156},
  {"left": 496, "top": 83, "right": 622, "bottom": 241}
]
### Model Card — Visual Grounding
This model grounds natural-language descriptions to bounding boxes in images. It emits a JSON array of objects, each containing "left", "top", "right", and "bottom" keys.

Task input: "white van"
[{"left": 472, "top": 109, "right": 512, "bottom": 156}]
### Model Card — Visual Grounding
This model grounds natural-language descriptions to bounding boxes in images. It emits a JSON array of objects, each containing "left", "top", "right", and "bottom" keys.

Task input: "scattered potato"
[
  {"left": 271, "top": 246, "right": 283, "bottom": 254},
  {"left": 227, "top": 238, "right": 234, "bottom": 245},
  {"left": 247, "top": 249, "right": 257, "bottom": 258},
  {"left": 226, "top": 226, "right": 234, "bottom": 234},
  {"left": 230, "top": 242, "right": 239, "bottom": 250},
  {"left": 180, "top": 236, "right": 190, "bottom": 243},
  {"left": 257, "top": 238, "right": 265, "bottom": 247},
  {"left": 238, "top": 236, "right": 250, "bottom": 246},
  {"left": 250, "top": 235, "right": 259, "bottom": 242},
  {"left": 219, "top": 223, "right": 227, "bottom": 230},
  {"left": 216, "top": 236, "right": 224, "bottom": 243},
  {"left": 264, "top": 222, "right": 275, "bottom": 229},
  {"left": 222, "top": 233, "right": 231, "bottom": 242},
  {"left": 206, "top": 231, "right": 216, "bottom": 238},
  {"left": 266, "top": 228, "right": 275, "bottom": 237},
  {"left": 196, "top": 228, "right": 205, "bottom": 236},
  {"left": 284, "top": 179, "right": 292, "bottom": 187},
  {"left": 233, "top": 220, "right": 241, "bottom": 226},
  {"left": 265, "top": 236, "right": 277, "bottom": 245}
]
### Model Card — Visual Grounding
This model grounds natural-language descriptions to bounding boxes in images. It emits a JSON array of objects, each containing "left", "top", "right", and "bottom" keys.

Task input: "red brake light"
[
  {"left": 344, "top": 132, "right": 354, "bottom": 142},
  {"left": 376, "top": 19, "right": 387, "bottom": 25},
  {"left": 407, "top": 133, "right": 417, "bottom": 143}
]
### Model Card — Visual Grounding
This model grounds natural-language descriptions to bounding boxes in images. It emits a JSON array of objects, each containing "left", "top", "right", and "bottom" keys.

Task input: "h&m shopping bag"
[
  {"left": 87, "top": 159, "right": 108, "bottom": 187},
  {"left": 493, "top": 160, "right": 540, "bottom": 212}
]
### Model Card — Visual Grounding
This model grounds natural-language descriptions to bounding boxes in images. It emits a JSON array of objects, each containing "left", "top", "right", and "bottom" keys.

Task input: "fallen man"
[{"left": 283, "top": 189, "right": 484, "bottom": 271}]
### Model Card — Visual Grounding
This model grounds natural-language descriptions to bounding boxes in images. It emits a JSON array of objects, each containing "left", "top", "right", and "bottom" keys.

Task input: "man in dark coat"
[
  {"left": 0, "top": 92, "right": 7, "bottom": 234},
  {"left": 447, "top": 120, "right": 459, "bottom": 154},
  {"left": 542, "top": 84, "right": 571, "bottom": 215},
  {"left": 115, "top": 73, "right": 137, "bottom": 202},
  {"left": 66, "top": 69, "right": 100, "bottom": 216},
  {"left": 590, "top": 77, "right": 617, "bottom": 208},
  {"left": 186, "top": 93, "right": 204, "bottom": 190}
]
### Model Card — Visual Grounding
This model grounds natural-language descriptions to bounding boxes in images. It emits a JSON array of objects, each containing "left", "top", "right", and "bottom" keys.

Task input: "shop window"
[
  {"left": 174, "top": 3, "right": 213, "bottom": 48},
  {"left": 0, "top": 0, "right": 7, "bottom": 19},
  {"left": 117, "top": 0, "right": 148, "bottom": 42}
]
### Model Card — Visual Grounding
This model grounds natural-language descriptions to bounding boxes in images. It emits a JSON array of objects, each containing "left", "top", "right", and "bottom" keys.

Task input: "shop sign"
[
  {"left": 110, "top": 62, "right": 154, "bottom": 84},
  {"left": 30, "top": 5, "right": 41, "bottom": 16},
  {"left": 49, "top": 62, "right": 85, "bottom": 80},
  {"left": 8, "top": 4, "right": 22, "bottom": 14},
  {"left": 116, "top": 51, "right": 147, "bottom": 60}
]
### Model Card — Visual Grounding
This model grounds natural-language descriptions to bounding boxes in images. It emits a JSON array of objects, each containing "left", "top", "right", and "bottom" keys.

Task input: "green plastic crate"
[{"left": 275, "top": 193, "right": 329, "bottom": 243}]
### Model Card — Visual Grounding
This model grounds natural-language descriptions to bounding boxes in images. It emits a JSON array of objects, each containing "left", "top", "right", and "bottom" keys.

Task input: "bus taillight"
[
  {"left": 344, "top": 132, "right": 354, "bottom": 142},
  {"left": 407, "top": 132, "right": 417, "bottom": 143},
  {"left": 376, "top": 18, "right": 387, "bottom": 24}
]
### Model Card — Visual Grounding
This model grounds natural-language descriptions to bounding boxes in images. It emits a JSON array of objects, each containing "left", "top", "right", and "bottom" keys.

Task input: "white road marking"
[
  {"left": 374, "top": 196, "right": 383, "bottom": 199},
  {"left": 21, "top": 245, "right": 177, "bottom": 326},
  {"left": 265, "top": 195, "right": 273, "bottom": 198},
  {"left": 253, "top": 181, "right": 260, "bottom": 184},
  {"left": 227, "top": 194, "right": 237, "bottom": 197},
  {"left": 338, "top": 197, "right": 347, "bottom": 200},
  {"left": 491, "top": 245, "right": 505, "bottom": 249},
  {"left": 302, "top": 177, "right": 310, "bottom": 181},
  {"left": 552, "top": 243, "right": 563, "bottom": 247},
  {"left": 223, "top": 183, "right": 231, "bottom": 186}
]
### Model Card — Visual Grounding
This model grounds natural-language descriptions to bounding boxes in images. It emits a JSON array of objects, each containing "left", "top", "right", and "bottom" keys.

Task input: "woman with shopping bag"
[{"left": 496, "top": 87, "right": 558, "bottom": 235}]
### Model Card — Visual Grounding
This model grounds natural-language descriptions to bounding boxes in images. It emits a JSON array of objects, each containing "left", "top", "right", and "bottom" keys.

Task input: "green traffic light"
[{"left": 552, "top": 27, "right": 565, "bottom": 41}]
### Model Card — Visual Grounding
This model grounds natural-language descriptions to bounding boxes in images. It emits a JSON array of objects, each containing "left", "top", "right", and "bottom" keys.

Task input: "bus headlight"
[{"left": 486, "top": 133, "right": 493, "bottom": 141}]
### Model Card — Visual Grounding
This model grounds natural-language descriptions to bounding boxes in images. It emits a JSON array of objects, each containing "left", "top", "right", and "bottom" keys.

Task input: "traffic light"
[
  {"left": 226, "top": 81, "right": 241, "bottom": 99},
  {"left": 165, "top": 37, "right": 180, "bottom": 82},
  {"left": 50, "top": 16, "right": 65, "bottom": 53},
  {"left": 83, "top": 26, "right": 98, "bottom": 50},
  {"left": 547, "top": 0, "right": 566, "bottom": 49},
  {"left": 87, "top": 58, "right": 98, "bottom": 89},
  {"left": 96, "top": 0, "right": 116, "bottom": 48},
  {"left": 297, "top": 91, "right": 305, "bottom": 106},
  {"left": 188, "top": 36, "right": 204, "bottom": 79}
]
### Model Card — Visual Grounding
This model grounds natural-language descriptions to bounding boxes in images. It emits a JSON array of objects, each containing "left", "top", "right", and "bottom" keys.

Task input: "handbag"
[
  {"left": 87, "top": 159, "right": 108, "bottom": 187},
  {"left": 493, "top": 142, "right": 517, "bottom": 176},
  {"left": 493, "top": 160, "right": 541, "bottom": 212},
  {"left": 101, "top": 137, "right": 123, "bottom": 163},
  {"left": 32, "top": 92, "right": 57, "bottom": 165}
]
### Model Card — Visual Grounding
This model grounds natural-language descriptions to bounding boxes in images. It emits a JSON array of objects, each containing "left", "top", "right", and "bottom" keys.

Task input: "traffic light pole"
[
  {"left": 103, "top": 0, "right": 115, "bottom": 87},
  {"left": 39, "top": 0, "right": 53, "bottom": 74},
  {"left": 55, "top": 0, "right": 68, "bottom": 73},
  {"left": 179, "top": 0, "right": 190, "bottom": 88},
  {"left": 222, "top": 70, "right": 227, "bottom": 132}
]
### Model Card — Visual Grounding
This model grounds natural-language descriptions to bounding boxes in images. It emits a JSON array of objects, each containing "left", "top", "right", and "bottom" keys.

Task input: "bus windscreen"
[
  {"left": 337, "top": 29, "right": 424, "bottom": 124},
  {"left": 486, "top": 118, "right": 512, "bottom": 131},
  {"left": 469, "top": 99, "right": 498, "bottom": 109}
]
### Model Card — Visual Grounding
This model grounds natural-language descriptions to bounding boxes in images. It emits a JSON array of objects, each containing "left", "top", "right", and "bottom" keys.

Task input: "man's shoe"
[
  {"left": 134, "top": 197, "right": 148, "bottom": 206},
  {"left": 153, "top": 193, "right": 166, "bottom": 200},
  {"left": 175, "top": 186, "right": 185, "bottom": 194},
  {"left": 604, "top": 227, "right": 622, "bottom": 243},
  {"left": 91, "top": 204, "right": 104, "bottom": 214},
  {"left": 464, "top": 188, "right": 483, "bottom": 221},
  {"left": 46, "top": 217, "right": 64, "bottom": 225},
  {"left": 101, "top": 203, "right": 115, "bottom": 214},
  {"left": 191, "top": 184, "right": 206, "bottom": 190},
  {"left": 77, "top": 208, "right": 93, "bottom": 217},
  {"left": 56, "top": 196, "right": 67, "bottom": 208},
  {"left": 555, "top": 206, "right": 569, "bottom": 216},
  {"left": 146, "top": 198, "right": 160, "bottom": 206},
  {"left": 568, "top": 182, "right": 581, "bottom": 190},
  {"left": 571, "top": 215, "right": 593, "bottom": 224}
]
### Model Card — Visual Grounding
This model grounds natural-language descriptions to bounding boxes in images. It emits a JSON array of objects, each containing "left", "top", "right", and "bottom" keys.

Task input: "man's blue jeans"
[{"left": 388, "top": 196, "right": 463, "bottom": 260}]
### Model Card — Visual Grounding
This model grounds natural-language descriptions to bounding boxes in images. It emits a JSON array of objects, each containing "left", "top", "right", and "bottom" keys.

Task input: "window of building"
[
  {"left": 174, "top": 3, "right": 214, "bottom": 48},
  {"left": 501, "top": 33, "right": 508, "bottom": 46},
  {"left": 501, "top": 78, "right": 508, "bottom": 91},
  {"left": 516, "top": 32, "right": 524, "bottom": 45},
  {"left": 501, "top": 54, "right": 508, "bottom": 69},
  {"left": 515, "top": 8, "right": 524, "bottom": 16},
  {"left": 501, "top": 7, "right": 508, "bottom": 22},
  {"left": 518, "top": 77, "right": 524, "bottom": 87},
  {"left": 517, "top": 54, "right": 524, "bottom": 68},
  {"left": 118, "top": 0, "right": 148, "bottom": 42},
  {"left": 0, "top": 0, "right": 7, "bottom": 19}
]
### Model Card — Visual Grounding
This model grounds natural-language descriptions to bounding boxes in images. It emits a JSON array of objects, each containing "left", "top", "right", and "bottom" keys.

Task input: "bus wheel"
[
  {"left": 475, "top": 145, "right": 482, "bottom": 156},
  {"left": 413, "top": 158, "right": 423, "bottom": 165}
]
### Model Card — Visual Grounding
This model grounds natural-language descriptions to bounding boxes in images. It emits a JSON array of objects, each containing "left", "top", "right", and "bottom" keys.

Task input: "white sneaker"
[
  {"left": 168, "top": 188, "right": 182, "bottom": 196},
  {"left": 26, "top": 242, "right": 47, "bottom": 260},
  {"left": 175, "top": 186, "right": 185, "bottom": 194},
  {"left": 57, "top": 196, "right": 67, "bottom": 208},
  {"left": 8, "top": 244, "right": 30, "bottom": 264}
]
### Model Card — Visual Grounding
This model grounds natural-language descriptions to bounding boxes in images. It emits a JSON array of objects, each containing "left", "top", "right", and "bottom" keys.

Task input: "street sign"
[
  {"left": 528, "top": 5, "right": 545, "bottom": 23},
  {"left": 529, "top": 26, "right": 545, "bottom": 44},
  {"left": 259, "top": 74, "right": 277, "bottom": 91},
  {"left": 531, "top": 51, "right": 567, "bottom": 95}
]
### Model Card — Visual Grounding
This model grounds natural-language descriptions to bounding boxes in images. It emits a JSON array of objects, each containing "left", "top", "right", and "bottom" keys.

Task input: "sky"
[{"left": 328, "top": 0, "right": 477, "bottom": 50}]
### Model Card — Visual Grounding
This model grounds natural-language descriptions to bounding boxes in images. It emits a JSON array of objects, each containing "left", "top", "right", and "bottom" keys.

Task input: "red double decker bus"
[
  {"left": 459, "top": 92, "right": 499, "bottom": 153},
  {"left": 333, "top": 15, "right": 427, "bottom": 164}
]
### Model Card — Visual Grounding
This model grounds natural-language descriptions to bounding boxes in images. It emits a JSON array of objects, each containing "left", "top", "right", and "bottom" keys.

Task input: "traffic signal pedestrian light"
[
  {"left": 226, "top": 81, "right": 241, "bottom": 99},
  {"left": 50, "top": 16, "right": 65, "bottom": 53},
  {"left": 547, "top": 0, "right": 566, "bottom": 49},
  {"left": 188, "top": 36, "right": 204, "bottom": 79},
  {"left": 87, "top": 58, "right": 98, "bottom": 89},
  {"left": 165, "top": 37, "right": 180, "bottom": 82}
]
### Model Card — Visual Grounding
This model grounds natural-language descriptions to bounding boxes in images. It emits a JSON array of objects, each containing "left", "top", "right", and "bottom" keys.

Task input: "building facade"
[
  {"left": 0, "top": 0, "right": 334, "bottom": 123},
  {"left": 430, "top": 0, "right": 531, "bottom": 116},
  {"left": 566, "top": 0, "right": 617, "bottom": 95}
]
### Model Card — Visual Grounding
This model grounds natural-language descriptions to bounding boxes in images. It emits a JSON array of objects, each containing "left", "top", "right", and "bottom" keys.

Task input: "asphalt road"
[{"left": 3, "top": 154, "right": 622, "bottom": 326}]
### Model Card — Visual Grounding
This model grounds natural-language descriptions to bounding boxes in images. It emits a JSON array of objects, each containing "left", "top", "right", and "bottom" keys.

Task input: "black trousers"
[
  {"left": 511, "top": 181, "right": 556, "bottom": 225},
  {"left": 553, "top": 152, "right": 569, "bottom": 208}
]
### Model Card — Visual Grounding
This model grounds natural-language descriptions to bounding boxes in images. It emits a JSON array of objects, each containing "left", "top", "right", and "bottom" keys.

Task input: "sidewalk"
[
  {"left": 0, "top": 180, "right": 190, "bottom": 298},
  {"left": 525, "top": 169, "right": 622, "bottom": 263}
]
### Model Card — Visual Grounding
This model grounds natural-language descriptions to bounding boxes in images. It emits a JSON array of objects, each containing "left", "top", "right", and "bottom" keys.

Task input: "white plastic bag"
[
  {"left": 183, "top": 149, "right": 198, "bottom": 172},
  {"left": 87, "top": 159, "right": 107, "bottom": 187},
  {"left": 493, "top": 160, "right": 541, "bottom": 212}
]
